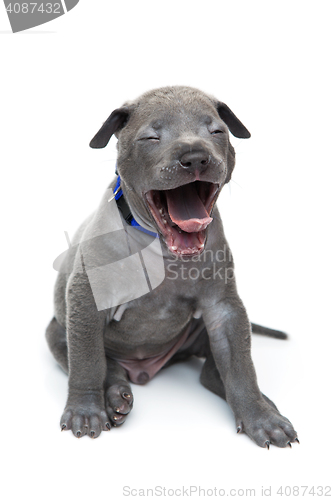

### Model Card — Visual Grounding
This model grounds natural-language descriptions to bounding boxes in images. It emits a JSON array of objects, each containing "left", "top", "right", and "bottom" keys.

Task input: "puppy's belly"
[{"left": 104, "top": 318, "right": 205, "bottom": 384}]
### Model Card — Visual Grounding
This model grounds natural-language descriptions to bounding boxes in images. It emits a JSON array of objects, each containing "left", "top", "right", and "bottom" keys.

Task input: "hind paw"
[{"left": 105, "top": 383, "right": 134, "bottom": 426}]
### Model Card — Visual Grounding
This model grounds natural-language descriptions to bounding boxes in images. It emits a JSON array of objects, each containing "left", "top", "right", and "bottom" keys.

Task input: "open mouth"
[{"left": 145, "top": 181, "right": 219, "bottom": 256}]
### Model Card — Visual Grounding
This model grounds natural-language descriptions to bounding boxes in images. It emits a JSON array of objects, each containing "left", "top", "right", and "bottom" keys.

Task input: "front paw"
[
  {"left": 236, "top": 400, "right": 298, "bottom": 448},
  {"left": 60, "top": 389, "right": 111, "bottom": 438}
]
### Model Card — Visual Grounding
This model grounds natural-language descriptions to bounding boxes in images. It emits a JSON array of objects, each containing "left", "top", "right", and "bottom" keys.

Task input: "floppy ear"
[
  {"left": 89, "top": 106, "right": 131, "bottom": 148},
  {"left": 217, "top": 102, "right": 251, "bottom": 139}
]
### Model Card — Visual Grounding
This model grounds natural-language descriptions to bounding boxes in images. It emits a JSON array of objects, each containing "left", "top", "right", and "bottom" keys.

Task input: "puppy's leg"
[
  {"left": 46, "top": 314, "right": 111, "bottom": 438},
  {"left": 200, "top": 352, "right": 278, "bottom": 412},
  {"left": 179, "top": 328, "right": 279, "bottom": 410},
  {"left": 45, "top": 318, "right": 133, "bottom": 430},
  {"left": 200, "top": 353, "right": 226, "bottom": 400},
  {"left": 202, "top": 297, "right": 298, "bottom": 448},
  {"left": 105, "top": 359, "right": 134, "bottom": 427},
  {"left": 58, "top": 270, "right": 112, "bottom": 438},
  {"left": 45, "top": 317, "right": 68, "bottom": 373}
]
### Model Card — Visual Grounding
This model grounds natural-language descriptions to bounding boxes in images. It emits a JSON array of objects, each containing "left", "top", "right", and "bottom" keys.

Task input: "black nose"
[{"left": 180, "top": 150, "right": 210, "bottom": 171}]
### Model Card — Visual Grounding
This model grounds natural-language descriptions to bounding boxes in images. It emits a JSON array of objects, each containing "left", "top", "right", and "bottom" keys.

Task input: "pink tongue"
[{"left": 165, "top": 183, "right": 213, "bottom": 233}]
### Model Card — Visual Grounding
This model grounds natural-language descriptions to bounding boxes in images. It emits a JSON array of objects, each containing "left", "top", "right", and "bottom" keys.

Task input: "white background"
[{"left": 1, "top": 1, "right": 332, "bottom": 499}]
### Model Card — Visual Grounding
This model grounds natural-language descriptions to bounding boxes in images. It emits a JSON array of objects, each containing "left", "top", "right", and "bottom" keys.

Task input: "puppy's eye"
[
  {"left": 138, "top": 136, "right": 160, "bottom": 141},
  {"left": 211, "top": 130, "right": 225, "bottom": 135}
]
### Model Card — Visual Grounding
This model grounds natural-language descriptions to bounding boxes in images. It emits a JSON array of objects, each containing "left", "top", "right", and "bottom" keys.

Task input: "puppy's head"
[{"left": 90, "top": 86, "right": 250, "bottom": 257}]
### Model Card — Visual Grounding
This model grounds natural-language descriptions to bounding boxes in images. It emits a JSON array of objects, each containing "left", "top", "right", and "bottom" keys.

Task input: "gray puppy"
[{"left": 46, "top": 86, "right": 298, "bottom": 448}]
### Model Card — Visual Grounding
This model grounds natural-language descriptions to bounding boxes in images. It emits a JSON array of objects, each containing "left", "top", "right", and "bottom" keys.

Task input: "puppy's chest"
[{"left": 105, "top": 293, "right": 195, "bottom": 344}]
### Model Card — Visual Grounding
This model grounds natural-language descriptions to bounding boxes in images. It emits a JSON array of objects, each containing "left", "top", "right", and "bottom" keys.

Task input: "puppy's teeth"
[
  {"left": 199, "top": 243, "right": 204, "bottom": 248},
  {"left": 159, "top": 209, "right": 163, "bottom": 214},
  {"left": 171, "top": 246, "right": 178, "bottom": 251}
]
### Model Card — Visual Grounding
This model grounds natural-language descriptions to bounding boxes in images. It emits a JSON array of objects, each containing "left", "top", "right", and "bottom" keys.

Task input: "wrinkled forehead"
[{"left": 128, "top": 91, "right": 219, "bottom": 133}]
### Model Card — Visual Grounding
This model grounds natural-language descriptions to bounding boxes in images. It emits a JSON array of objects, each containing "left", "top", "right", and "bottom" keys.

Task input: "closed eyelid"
[
  {"left": 137, "top": 133, "right": 160, "bottom": 141},
  {"left": 136, "top": 126, "right": 160, "bottom": 140}
]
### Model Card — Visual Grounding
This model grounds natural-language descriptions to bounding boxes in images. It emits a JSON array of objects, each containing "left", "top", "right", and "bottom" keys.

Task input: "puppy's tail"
[{"left": 251, "top": 322, "right": 288, "bottom": 340}]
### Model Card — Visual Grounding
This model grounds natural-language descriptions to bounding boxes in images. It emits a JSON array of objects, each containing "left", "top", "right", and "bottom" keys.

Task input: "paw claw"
[
  {"left": 239, "top": 400, "right": 297, "bottom": 449},
  {"left": 295, "top": 437, "right": 300, "bottom": 444},
  {"left": 61, "top": 393, "right": 110, "bottom": 439},
  {"left": 106, "top": 422, "right": 111, "bottom": 430},
  {"left": 236, "top": 426, "right": 242, "bottom": 434},
  {"left": 105, "top": 384, "right": 133, "bottom": 427},
  {"left": 113, "top": 420, "right": 124, "bottom": 427}
]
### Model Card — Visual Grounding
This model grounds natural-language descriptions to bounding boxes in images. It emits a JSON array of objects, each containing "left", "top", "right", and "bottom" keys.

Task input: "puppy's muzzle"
[{"left": 179, "top": 149, "right": 210, "bottom": 174}]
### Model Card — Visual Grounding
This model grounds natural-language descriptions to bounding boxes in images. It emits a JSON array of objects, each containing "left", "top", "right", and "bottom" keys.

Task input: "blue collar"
[{"left": 113, "top": 176, "right": 158, "bottom": 238}]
